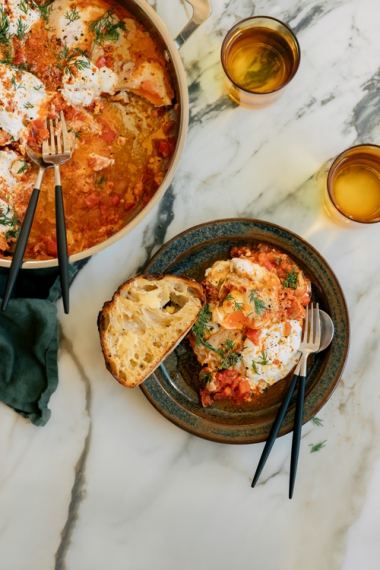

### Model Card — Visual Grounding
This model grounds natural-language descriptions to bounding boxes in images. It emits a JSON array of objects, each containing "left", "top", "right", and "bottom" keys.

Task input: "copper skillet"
[{"left": 0, "top": 0, "right": 212, "bottom": 270}]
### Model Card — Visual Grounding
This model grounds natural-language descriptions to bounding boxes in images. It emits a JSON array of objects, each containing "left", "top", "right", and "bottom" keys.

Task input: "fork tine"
[
  {"left": 303, "top": 304, "right": 309, "bottom": 343},
  {"left": 309, "top": 303, "right": 314, "bottom": 344},
  {"left": 49, "top": 119, "right": 56, "bottom": 154},
  {"left": 60, "top": 111, "right": 70, "bottom": 153},
  {"left": 314, "top": 303, "right": 321, "bottom": 347},
  {"left": 55, "top": 119, "right": 62, "bottom": 154},
  {"left": 42, "top": 120, "right": 49, "bottom": 156}
]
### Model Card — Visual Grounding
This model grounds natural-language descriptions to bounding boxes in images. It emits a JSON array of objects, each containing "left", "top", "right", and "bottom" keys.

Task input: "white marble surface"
[{"left": 2, "top": 0, "right": 380, "bottom": 568}]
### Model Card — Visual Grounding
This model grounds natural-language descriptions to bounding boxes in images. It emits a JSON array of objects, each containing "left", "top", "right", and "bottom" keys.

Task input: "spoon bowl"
[{"left": 317, "top": 310, "right": 335, "bottom": 352}]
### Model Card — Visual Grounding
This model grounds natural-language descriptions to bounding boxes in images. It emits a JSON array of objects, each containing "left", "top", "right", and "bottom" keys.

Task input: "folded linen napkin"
[{"left": 0, "top": 261, "right": 87, "bottom": 426}]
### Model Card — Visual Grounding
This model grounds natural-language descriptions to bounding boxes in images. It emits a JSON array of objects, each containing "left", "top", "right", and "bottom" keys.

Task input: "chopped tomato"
[
  {"left": 84, "top": 193, "right": 100, "bottom": 209},
  {"left": 285, "top": 297, "right": 305, "bottom": 320},
  {"left": 28, "top": 118, "right": 49, "bottom": 143},
  {"left": 237, "top": 380, "right": 251, "bottom": 396},
  {"left": 246, "top": 328, "right": 261, "bottom": 345},
  {"left": 13, "top": 49, "right": 25, "bottom": 66},
  {"left": 124, "top": 202, "right": 135, "bottom": 211},
  {"left": 98, "top": 118, "right": 116, "bottom": 143},
  {"left": 154, "top": 137, "right": 176, "bottom": 158},
  {"left": 44, "top": 237, "right": 57, "bottom": 257},
  {"left": 301, "top": 294, "right": 311, "bottom": 306},
  {"left": 222, "top": 311, "right": 251, "bottom": 330},
  {"left": 111, "top": 194, "right": 121, "bottom": 206},
  {"left": 96, "top": 56, "right": 107, "bottom": 68},
  {"left": 200, "top": 388, "right": 213, "bottom": 407}
]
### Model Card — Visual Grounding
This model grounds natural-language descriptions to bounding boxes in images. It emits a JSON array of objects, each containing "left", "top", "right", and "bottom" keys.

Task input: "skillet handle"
[{"left": 174, "top": 0, "right": 212, "bottom": 49}]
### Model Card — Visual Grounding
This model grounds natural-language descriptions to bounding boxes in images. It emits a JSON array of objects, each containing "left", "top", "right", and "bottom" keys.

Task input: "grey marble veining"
[{"left": 2, "top": 1, "right": 380, "bottom": 569}]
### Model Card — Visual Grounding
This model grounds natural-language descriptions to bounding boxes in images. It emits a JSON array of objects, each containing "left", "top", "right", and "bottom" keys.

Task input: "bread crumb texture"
[{"left": 98, "top": 275, "right": 205, "bottom": 387}]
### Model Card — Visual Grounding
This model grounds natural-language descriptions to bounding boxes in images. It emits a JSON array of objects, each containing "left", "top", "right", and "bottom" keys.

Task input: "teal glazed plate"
[{"left": 141, "top": 219, "right": 349, "bottom": 444}]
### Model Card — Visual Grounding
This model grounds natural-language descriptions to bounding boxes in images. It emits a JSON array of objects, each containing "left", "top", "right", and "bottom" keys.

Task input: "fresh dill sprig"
[
  {"left": 23, "top": 101, "right": 34, "bottom": 109},
  {"left": 225, "top": 293, "right": 243, "bottom": 312},
  {"left": 249, "top": 289, "right": 266, "bottom": 317},
  {"left": 219, "top": 338, "right": 240, "bottom": 370},
  {"left": 28, "top": 0, "right": 54, "bottom": 23},
  {"left": 192, "top": 304, "right": 220, "bottom": 355},
  {"left": 58, "top": 43, "right": 92, "bottom": 75},
  {"left": 311, "top": 417, "right": 324, "bottom": 427},
  {"left": 96, "top": 174, "right": 106, "bottom": 185},
  {"left": 19, "top": 1, "right": 29, "bottom": 14},
  {"left": 88, "top": 9, "right": 126, "bottom": 55},
  {"left": 0, "top": 7, "right": 12, "bottom": 45},
  {"left": 33, "top": 83, "right": 44, "bottom": 91},
  {"left": 283, "top": 267, "right": 298, "bottom": 289},
  {"left": 11, "top": 75, "right": 25, "bottom": 90},
  {"left": 309, "top": 440, "right": 327, "bottom": 453},
  {"left": 75, "top": 57, "right": 91, "bottom": 71},
  {"left": 17, "top": 158, "right": 29, "bottom": 174},
  {"left": 15, "top": 16, "right": 28, "bottom": 40},
  {"left": 68, "top": 128, "right": 81, "bottom": 140},
  {"left": 251, "top": 352, "right": 269, "bottom": 374},
  {"left": 64, "top": 6, "right": 80, "bottom": 24},
  {"left": 199, "top": 369, "right": 212, "bottom": 385},
  {"left": 0, "top": 58, "right": 30, "bottom": 72},
  {"left": 0, "top": 206, "right": 19, "bottom": 229}
]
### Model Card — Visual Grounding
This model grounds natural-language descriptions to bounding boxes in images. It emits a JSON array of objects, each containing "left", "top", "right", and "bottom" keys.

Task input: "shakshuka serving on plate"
[
  {"left": 188, "top": 244, "right": 311, "bottom": 407},
  {"left": 0, "top": 0, "right": 177, "bottom": 260}
]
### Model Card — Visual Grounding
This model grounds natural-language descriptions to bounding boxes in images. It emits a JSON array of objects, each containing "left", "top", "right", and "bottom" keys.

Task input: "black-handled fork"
[
  {"left": 42, "top": 112, "right": 73, "bottom": 314},
  {"left": 1, "top": 152, "right": 53, "bottom": 311},
  {"left": 251, "top": 303, "right": 321, "bottom": 497}
]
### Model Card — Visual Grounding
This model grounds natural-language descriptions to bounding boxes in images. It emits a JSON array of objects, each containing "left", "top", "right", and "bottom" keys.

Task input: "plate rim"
[{"left": 140, "top": 218, "right": 350, "bottom": 444}]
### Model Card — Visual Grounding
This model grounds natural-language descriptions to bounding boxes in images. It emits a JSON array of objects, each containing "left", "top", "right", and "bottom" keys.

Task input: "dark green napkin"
[{"left": 0, "top": 261, "right": 88, "bottom": 426}]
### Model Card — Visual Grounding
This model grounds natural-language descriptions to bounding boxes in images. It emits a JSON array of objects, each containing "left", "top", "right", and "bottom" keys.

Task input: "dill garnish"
[
  {"left": 0, "top": 206, "right": 19, "bottom": 231},
  {"left": 199, "top": 369, "right": 212, "bottom": 385},
  {"left": 192, "top": 304, "right": 220, "bottom": 355},
  {"left": 251, "top": 352, "right": 269, "bottom": 374},
  {"left": 311, "top": 417, "right": 323, "bottom": 427},
  {"left": 225, "top": 293, "right": 243, "bottom": 312},
  {"left": 23, "top": 101, "right": 34, "bottom": 109},
  {"left": 309, "top": 440, "right": 327, "bottom": 453},
  {"left": 17, "top": 159, "right": 29, "bottom": 174},
  {"left": 64, "top": 6, "right": 81, "bottom": 24},
  {"left": 88, "top": 9, "right": 126, "bottom": 55},
  {"left": 57, "top": 43, "right": 92, "bottom": 75},
  {"left": 219, "top": 338, "right": 240, "bottom": 370},
  {"left": 96, "top": 174, "right": 106, "bottom": 185},
  {"left": 0, "top": 7, "right": 12, "bottom": 45},
  {"left": 283, "top": 267, "right": 298, "bottom": 289},
  {"left": 249, "top": 289, "right": 266, "bottom": 317},
  {"left": 15, "top": 17, "right": 28, "bottom": 40},
  {"left": 28, "top": 0, "right": 54, "bottom": 23},
  {"left": 11, "top": 75, "right": 25, "bottom": 90},
  {"left": 19, "top": 1, "right": 29, "bottom": 14}
]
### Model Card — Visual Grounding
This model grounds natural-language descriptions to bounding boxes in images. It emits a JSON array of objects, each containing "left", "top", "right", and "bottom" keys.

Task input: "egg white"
[
  {"left": 0, "top": 65, "right": 47, "bottom": 139},
  {"left": 60, "top": 56, "right": 117, "bottom": 106},
  {"left": 4, "top": 0, "right": 41, "bottom": 36},
  {"left": 241, "top": 320, "right": 302, "bottom": 387},
  {"left": 0, "top": 149, "right": 21, "bottom": 235}
]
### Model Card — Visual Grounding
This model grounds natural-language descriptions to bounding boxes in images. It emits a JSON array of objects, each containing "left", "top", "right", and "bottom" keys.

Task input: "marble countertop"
[{"left": 2, "top": 0, "right": 380, "bottom": 568}]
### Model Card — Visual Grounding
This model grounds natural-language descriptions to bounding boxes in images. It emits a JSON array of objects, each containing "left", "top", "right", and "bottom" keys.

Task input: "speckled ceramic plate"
[{"left": 141, "top": 219, "right": 349, "bottom": 444}]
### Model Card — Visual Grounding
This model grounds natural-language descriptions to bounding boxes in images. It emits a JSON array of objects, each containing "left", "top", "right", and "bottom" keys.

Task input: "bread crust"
[{"left": 98, "top": 274, "right": 205, "bottom": 388}]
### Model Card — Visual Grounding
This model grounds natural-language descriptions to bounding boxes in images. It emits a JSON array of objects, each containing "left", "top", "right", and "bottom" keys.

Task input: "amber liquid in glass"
[
  {"left": 332, "top": 156, "right": 380, "bottom": 222},
  {"left": 224, "top": 27, "right": 297, "bottom": 93}
]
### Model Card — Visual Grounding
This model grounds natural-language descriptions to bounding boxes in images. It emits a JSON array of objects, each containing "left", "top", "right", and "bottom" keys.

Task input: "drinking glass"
[
  {"left": 323, "top": 144, "right": 380, "bottom": 228},
  {"left": 221, "top": 16, "right": 300, "bottom": 109}
]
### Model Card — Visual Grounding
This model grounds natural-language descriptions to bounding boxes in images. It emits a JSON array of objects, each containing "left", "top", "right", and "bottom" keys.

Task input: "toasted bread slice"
[{"left": 98, "top": 274, "right": 205, "bottom": 388}]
